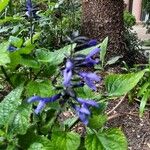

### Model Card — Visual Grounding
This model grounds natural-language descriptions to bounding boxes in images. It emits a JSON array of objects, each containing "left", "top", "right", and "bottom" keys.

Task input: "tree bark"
[{"left": 81, "top": 0, "right": 125, "bottom": 59}]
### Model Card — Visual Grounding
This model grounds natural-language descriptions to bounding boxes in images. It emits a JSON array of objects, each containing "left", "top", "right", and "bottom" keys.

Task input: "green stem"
[
  {"left": 29, "top": 18, "right": 33, "bottom": 79},
  {"left": 30, "top": 19, "right": 33, "bottom": 44},
  {"left": 9, "top": 0, "right": 13, "bottom": 16},
  {"left": 1, "top": 66, "right": 14, "bottom": 88},
  {"left": 48, "top": 109, "right": 62, "bottom": 133}
]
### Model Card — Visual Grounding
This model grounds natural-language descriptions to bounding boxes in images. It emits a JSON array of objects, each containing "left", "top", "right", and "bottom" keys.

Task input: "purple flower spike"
[
  {"left": 87, "top": 39, "right": 97, "bottom": 47},
  {"left": 73, "top": 97, "right": 98, "bottom": 125},
  {"left": 79, "top": 113, "right": 89, "bottom": 125},
  {"left": 72, "top": 82, "right": 84, "bottom": 88},
  {"left": 87, "top": 47, "right": 100, "bottom": 58},
  {"left": 77, "top": 98, "right": 99, "bottom": 107},
  {"left": 74, "top": 105, "right": 89, "bottom": 125},
  {"left": 63, "top": 59, "right": 73, "bottom": 87},
  {"left": 79, "top": 72, "right": 100, "bottom": 91},
  {"left": 35, "top": 101, "right": 46, "bottom": 114},
  {"left": 80, "top": 104, "right": 91, "bottom": 115},
  {"left": 45, "top": 94, "right": 61, "bottom": 102},
  {"left": 25, "top": 0, "right": 39, "bottom": 19},
  {"left": 27, "top": 94, "right": 61, "bottom": 114},
  {"left": 27, "top": 96, "right": 42, "bottom": 103},
  {"left": 26, "top": 0, "right": 32, "bottom": 17},
  {"left": 7, "top": 45, "right": 17, "bottom": 52},
  {"left": 83, "top": 57, "right": 99, "bottom": 67},
  {"left": 26, "top": 0, "right": 32, "bottom": 9},
  {"left": 81, "top": 47, "right": 100, "bottom": 67}
]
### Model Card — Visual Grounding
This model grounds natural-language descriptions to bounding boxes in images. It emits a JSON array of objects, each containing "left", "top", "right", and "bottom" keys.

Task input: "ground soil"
[{"left": 107, "top": 98, "right": 150, "bottom": 150}]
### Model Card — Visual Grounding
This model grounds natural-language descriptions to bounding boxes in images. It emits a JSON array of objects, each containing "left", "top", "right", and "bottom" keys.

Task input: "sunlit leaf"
[
  {"left": 8, "top": 104, "right": 32, "bottom": 135},
  {"left": 139, "top": 90, "right": 150, "bottom": 117},
  {"left": 105, "top": 70, "right": 146, "bottom": 96},
  {"left": 100, "top": 37, "right": 108, "bottom": 67},
  {"left": 0, "top": 0, "right": 10, "bottom": 13},
  {"left": 26, "top": 80, "right": 55, "bottom": 97},
  {"left": 0, "top": 42, "right": 10, "bottom": 66},
  {"left": 50, "top": 131, "right": 80, "bottom": 150},
  {"left": 85, "top": 128, "right": 127, "bottom": 150},
  {"left": 0, "top": 84, "right": 24, "bottom": 126}
]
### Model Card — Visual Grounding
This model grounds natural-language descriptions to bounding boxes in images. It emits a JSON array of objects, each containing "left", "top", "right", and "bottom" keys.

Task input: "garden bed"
[{"left": 107, "top": 99, "right": 150, "bottom": 150}]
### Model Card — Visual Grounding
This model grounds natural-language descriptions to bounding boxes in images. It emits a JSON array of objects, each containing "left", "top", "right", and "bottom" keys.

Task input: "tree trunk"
[{"left": 81, "top": 0, "right": 125, "bottom": 59}]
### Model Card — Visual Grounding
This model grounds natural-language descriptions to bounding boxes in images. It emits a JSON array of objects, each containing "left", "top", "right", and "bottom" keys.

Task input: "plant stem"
[
  {"left": 1, "top": 66, "right": 14, "bottom": 88},
  {"left": 29, "top": 18, "right": 33, "bottom": 79},
  {"left": 9, "top": 0, "right": 13, "bottom": 16},
  {"left": 107, "top": 94, "right": 126, "bottom": 115},
  {"left": 30, "top": 19, "right": 33, "bottom": 44},
  {"left": 48, "top": 109, "right": 62, "bottom": 132}
]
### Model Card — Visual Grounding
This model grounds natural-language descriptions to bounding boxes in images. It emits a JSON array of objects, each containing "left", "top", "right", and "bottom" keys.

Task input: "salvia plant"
[{"left": 4, "top": 0, "right": 150, "bottom": 150}]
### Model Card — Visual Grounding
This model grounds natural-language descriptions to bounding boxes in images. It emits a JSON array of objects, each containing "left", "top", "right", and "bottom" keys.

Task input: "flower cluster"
[
  {"left": 25, "top": 0, "right": 39, "bottom": 19},
  {"left": 28, "top": 40, "right": 101, "bottom": 125},
  {"left": 7, "top": 45, "right": 17, "bottom": 52},
  {"left": 28, "top": 94, "right": 61, "bottom": 114},
  {"left": 73, "top": 36, "right": 98, "bottom": 52},
  {"left": 61, "top": 47, "right": 101, "bottom": 124}
]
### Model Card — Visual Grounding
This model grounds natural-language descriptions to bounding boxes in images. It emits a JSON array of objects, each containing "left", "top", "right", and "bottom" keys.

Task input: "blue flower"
[
  {"left": 82, "top": 47, "right": 100, "bottom": 67},
  {"left": 87, "top": 39, "right": 97, "bottom": 47},
  {"left": 27, "top": 94, "right": 61, "bottom": 114},
  {"left": 87, "top": 47, "right": 100, "bottom": 58},
  {"left": 73, "top": 98, "right": 99, "bottom": 125},
  {"left": 74, "top": 105, "right": 89, "bottom": 125},
  {"left": 78, "top": 72, "right": 100, "bottom": 91},
  {"left": 25, "top": 0, "right": 39, "bottom": 19},
  {"left": 7, "top": 45, "right": 17, "bottom": 52},
  {"left": 77, "top": 98, "right": 99, "bottom": 107},
  {"left": 72, "top": 82, "right": 84, "bottom": 88},
  {"left": 63, "top": 59, "right": 73, "bottom": 87},
  {"left": 74, "top": 39, "right": 97, "bottom": 52}
]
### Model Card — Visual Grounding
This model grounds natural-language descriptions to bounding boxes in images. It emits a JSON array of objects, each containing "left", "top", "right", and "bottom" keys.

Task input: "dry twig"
[{"left": 107, "top": 94, "right": 127, "bottom": 115}]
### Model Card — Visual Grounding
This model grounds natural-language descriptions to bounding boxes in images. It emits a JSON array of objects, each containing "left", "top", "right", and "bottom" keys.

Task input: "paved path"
[
  {"left": 132, "top": 24, "right": 150, "bottom": 58},
  {"left": 132, "top": 24, "right": 150, "bottom": 41}
]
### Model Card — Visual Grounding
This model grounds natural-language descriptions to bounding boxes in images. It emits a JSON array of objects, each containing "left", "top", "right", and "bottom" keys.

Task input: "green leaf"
[
  {"left": 35, "top": 49, "right": 55, "bottom": 63},
  {"left": 75, "top": 85, "right": 101, "bottom": 100},
  {"left": 100, "top": 37, "right": 108, "bottom": 67},
  {"left": 75, "top": 43, "right": 101, "bottom": 56},
  {"left": 0, "top": 85, "right": 24, "bottom": 126},
  {"left": 18, "top": 127, "right": 51, "bottom": 149},
  {"left": 89, "top": 114, "right": 107, "bottom": 129},
  {"left": 50, "top": 131, "right": 80, "bottom": 150},
  {"left": 0, "top": 16, "right": 22, "bottom": 25},
  {"left": 36, "top": 44, "right": 75, "bottom": 66},
  {"left": 10, "top": 73, "right": 27, "bottom": 87},
  {"left": 105, "top": 56, "right": 122, "bottom": 66},
  {"left": 137, "top": 82, "right": 150, "bottom": 97},
  {"left": 28, "top": 143, "right": 46, "bottom": 150},
  {"left": 0, "top": 42, "right": 10, "bottom": 66},
  {"left": 63, "top": 117, "right": 78, "bottom": 128},
  {"left": 139, "top": 90, "right": 150, "bottom": 117},
  {"left": 9, "top": 36, "right": 23, "bottom": 48},
  {"left": 18, "top": 45, "right": 35, "bottom": 54},
  {"left": 26, "top": 80, "right": 55, "bottom": 97},
  {"left": 8, "top": 104, "right": 32, "bottom": 135},
  {"left": 0, "top": 26, "right": 10, "bottom": 33},
  {"left": 24, "top": 32, "right": 41, "bottom": 46},
  {"left": 6, "top": 144, "right": 16, "bottom": 150},
  {"left": 9, "top": 48, "right": 37, "bottom": 69},
  {"left": 85, "top": 128, "right": 127, "bottom": 150},
  {"left": 0, "top": 0, "right": 10, "bottom": 13},
  {"left": 20, "top": 56, "right": 40, "bottom": 69},
  {"left": 105, "top": 70, "right": 146, "bottom": 96},
  {"left": 9, "top": 51, "right": 22, "bottom": 68}
]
